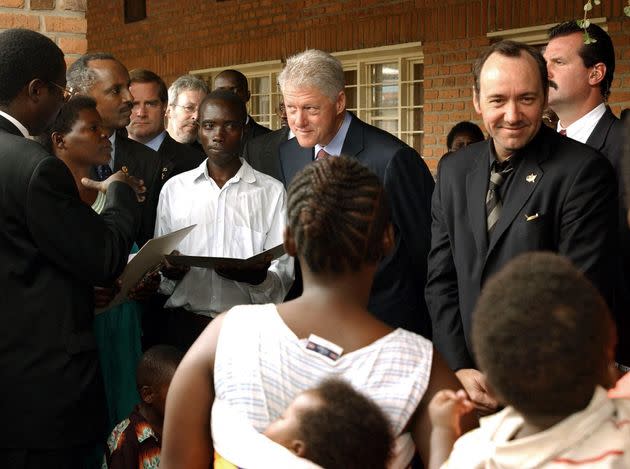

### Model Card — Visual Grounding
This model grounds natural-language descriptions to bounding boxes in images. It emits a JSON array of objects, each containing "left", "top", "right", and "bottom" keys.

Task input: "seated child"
[
  {"left": 103, "top": 345, "right": 183, "bottom": 469},
  {"left": 212, "top": 378, "right": 394, "bottom": 469},
  {"left": 431, "top": 252, "right": 630, "bottom": 468}
]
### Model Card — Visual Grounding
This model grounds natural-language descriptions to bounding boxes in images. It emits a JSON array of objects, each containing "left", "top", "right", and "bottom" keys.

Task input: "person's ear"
[
  {"left": 336, "top": 90, "right": 346, "bottom": 114},
  {"left": 27, "top": 78, "right": 47, "bottom": 103},
  {"left": 291, "top": 439, "right": 307, "bottom": 458},
  {"left": 51, "top": 131, "right": 65, "bottom": 150},
  {"left": 381, "top": 223, "right": 395, "bottom": 258},
  {"left": 473, "top": 88, "right": 482, "bottom": 115},
  {"left": 283, "top": 226, "right": 297, "bottom": 257},
  {"left": 140, "top": 385, "right": 153, "bottom": 404},
  {"left": 588, "top": 63, "right": 606, "bottom": 86}
]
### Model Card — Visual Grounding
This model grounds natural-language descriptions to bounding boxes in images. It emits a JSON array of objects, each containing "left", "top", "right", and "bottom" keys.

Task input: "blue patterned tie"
[{"left": 95, "top": 164, "right": 113, "bottom": 181}]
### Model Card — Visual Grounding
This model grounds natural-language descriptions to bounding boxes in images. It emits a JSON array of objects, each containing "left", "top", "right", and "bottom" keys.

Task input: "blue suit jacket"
[{"left": 279, "top": 113, "right": 435, "bottom": 336}]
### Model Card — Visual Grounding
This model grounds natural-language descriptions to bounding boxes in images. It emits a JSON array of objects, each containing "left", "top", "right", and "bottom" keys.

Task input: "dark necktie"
[
  {"left": 316, "top": 149, "right": 330, "bottom": 160},
  {"left": 486, "top": 161, "right": 514, "bottom": 235},
  {"left": 95, "top": 164, "right": 113, "bottom": 181}
]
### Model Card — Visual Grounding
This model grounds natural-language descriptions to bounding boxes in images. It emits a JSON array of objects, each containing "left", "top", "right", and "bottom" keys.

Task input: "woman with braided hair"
[{"left": 161, "top": 157, "right": 468, "bottom": 469}]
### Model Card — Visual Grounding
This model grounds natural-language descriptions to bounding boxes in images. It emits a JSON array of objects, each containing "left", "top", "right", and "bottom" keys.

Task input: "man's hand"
[
  {"left": 81, "top": 170, "right": 146, "bottom": 202},
  {"left": 128, "top": 267, "right": 161, "bottom": 301},
  {"left": 455, "top": 368, "right": 499, "bottom": 413},
  {"left": 161, "top": 250, "right": 190, "bottom": 280},
  {"left": 94, "top": 285, "right": 117, "bottom": 308},
  {"left": 216, "top": 257, "right": 271, "bottom": 285},
  {"left": 428, "top": 389, "right": 475, "bottom": 435}
]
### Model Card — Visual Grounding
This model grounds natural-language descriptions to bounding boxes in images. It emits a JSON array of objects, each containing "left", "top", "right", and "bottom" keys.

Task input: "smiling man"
[
  {"left": 154, "top": 90, "right": 293, "bottom": 351},
  {"left": 67, "top": 53, "right": 162, "bottom": 246},
  {"left": 277, "top": 49, "right": 435, "bottom": 337},
  {"left": 426, "top": 40, "right": 618, "bottom": 412}
]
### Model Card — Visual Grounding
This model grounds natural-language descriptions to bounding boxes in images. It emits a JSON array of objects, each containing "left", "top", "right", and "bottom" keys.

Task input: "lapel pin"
[
  {"left": 121, "top": 165, "right": 128, "bottom": 175},
  {"left": 526, "top": 173, "right": 537, "bottom": 183},
  {"left": 161, "top": 167, "right": 168, "bottom": 180},
  {"left": 525, "top": 213, "right": 540, "bottom": 221}
]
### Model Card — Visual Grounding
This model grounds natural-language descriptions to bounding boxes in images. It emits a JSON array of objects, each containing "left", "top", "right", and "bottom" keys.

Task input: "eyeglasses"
[
  {"left": 172, "top": 104, "right": 199, "bottom": 114},
  {"left": 49, "top": 82, "right": 76, "bottom": 103}
]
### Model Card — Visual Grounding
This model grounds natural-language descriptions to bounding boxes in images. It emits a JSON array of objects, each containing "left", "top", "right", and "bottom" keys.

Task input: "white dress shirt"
[
  {"left": 314, "top": 111, "right": 352, "bottom": 158},
  {"left": 155, "top": 158, "right": 293, "bottom": 317},
  {"left": 557, "top": 102, "right": 606, "bottom": 143}
]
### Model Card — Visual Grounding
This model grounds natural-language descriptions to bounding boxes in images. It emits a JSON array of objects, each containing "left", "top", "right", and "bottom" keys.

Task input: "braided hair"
[{"left": 287, "top": 156, "right": 390, "bottom": 274}]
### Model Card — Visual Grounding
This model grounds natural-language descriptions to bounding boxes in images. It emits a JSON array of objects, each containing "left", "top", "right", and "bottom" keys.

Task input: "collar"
[
  {"left": 314, "top": 111, "right": 351, "bottom": 158},
  {"left": 0, "top": 110, "right": 30, "bottom": 137},
  {"left": 193, "top": 157, "right": 256, "bottom": 185},
  {"left": 557, "top": 102, "right": 606, "bottom": 144},
  {"left": 144, "top": 130, "right": 167, "bottom": 152},
  {"left": 481, "top": 387, "right": 616, "bottom": 467},
  {"left": 108, "top": 132, "right": 117, "bottom": 169}
]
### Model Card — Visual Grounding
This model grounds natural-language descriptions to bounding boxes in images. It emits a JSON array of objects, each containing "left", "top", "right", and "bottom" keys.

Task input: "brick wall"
[
  {"left": 85, "top": 0, "right": 628, "bottom": 167},
  {"left": 0, "top": 0, "right": 87, "bottom": 64}
]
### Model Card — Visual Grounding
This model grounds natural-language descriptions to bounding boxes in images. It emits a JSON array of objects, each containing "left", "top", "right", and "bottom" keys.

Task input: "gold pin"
[
  {"left": 525, "top": 213, "right": 540, "bottom": 221},
  {"left": 121, "top": 165, "right": 129, "bottom": 175},
  {"left": 526, "top": 173, "right": 537, "bottom": 183},
  {"left": 161, "top": 167, "right": 168, "bottom": 180}
]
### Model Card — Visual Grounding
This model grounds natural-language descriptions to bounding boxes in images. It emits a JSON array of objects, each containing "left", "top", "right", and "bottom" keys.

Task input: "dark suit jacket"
[
  {"left": 426, "top": 124, "right": 618, "bottom": 370},
  {"left": 156, "top": 132, "right": 206, "bottom": 194},
  {"left": 245, "top": 115, "right": 272, "bottom": 141},
  {"left": 111, "top": 131, "right": 162, "bottom": 246},
  {"left": 586, "top": 107, "right": 630, "bottom": 364},
  {"left": 279, "top": 114, "right": 435, "bottom": 336},
  {"left": 243, "top": 126, "right": 290, "bottom": 182},
  {"left": 0, "top": 116, "right": 139, "bottom": 448}
]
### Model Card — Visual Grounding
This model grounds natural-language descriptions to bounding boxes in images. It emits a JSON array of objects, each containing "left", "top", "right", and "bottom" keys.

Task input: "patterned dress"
[{"left": 103, "top": 406, "right": 161, "bottom": 469}]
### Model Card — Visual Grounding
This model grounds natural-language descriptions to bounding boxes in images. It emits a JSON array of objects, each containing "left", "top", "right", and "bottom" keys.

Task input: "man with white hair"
[
  {"left": 278, "top": 49, "right": 435, "bottom": 337},
  {"left": 166, "top": 74, "right": 209, "bottom": 147}
]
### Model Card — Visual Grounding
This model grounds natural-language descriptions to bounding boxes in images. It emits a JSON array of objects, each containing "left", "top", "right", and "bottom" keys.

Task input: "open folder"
[
  {"left": 95, "top": 224, "right": 196, "bottom": 314},
  {"left": 165, "top": 243, "right": 286, "bottom": 270}
]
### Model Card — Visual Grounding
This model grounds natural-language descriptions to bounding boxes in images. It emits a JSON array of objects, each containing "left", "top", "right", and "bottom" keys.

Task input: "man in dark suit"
[
  {"left": 243, "top": 125, "right": 291, "bottom": 182},
  {"left": 545, "top": 21, "right": 629, "bottom": 368},
  {"left": 426, "top": 40, "right": 618, "bottom": 411},
  {"left": 0, "top": 29, "right": 140, "bottom": 468},
  {"left": 67, "top": 54, "right": 162, "bottom": 247},
  {"left": 127, "top": 69, "right": 205, "bottom": 194},
  {"left": 277, "top": 49, "right": 435, "bottom": 337},
  {"left": 214, "top": 69, "right": 271, "bottom": 146}
]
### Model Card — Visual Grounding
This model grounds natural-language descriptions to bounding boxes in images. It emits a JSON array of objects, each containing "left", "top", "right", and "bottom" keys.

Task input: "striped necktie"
[
  {"left": 486, "top": 161, "right": 514, "bottom": 236},
  {"left": 316, "top": 149, "right": 330, "bottom": 160}
]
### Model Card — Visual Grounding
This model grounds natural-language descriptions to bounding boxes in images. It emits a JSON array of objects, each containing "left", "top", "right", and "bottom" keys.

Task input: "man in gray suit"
[{"left": 278, "top": 49, "right": 435, "bottom": 336}]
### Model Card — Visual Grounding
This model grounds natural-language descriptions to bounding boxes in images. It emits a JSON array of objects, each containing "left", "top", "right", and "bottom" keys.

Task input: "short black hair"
[
  {"left": 473, "top": 40, "right": 548, "bottom": 99},
  {"left": 200, "top": 89, "right": 247, "bottom": 124},
  {"left": 446, "top": 121, "right": 485, "bottom": 149},
  {"left": 215, "top": 69, "right": 249, "bottom": 92},
  {"left": 129, "top": 68, "right": 168, "bottom": 103},
  {"left": 0, "top": 29, "right": 65, "bottom": 106},
  {"left": 548, "top": 21, "right": 615, "bottom": 100},
  {"left": 472, "top": 252, "right": 613, "bottom": 416},
  {"left": 66, "top": 52, "right": 118, "bottom": 94},
  {"left": 298, "top": 379, "right": 393, "bottom": 469},
  {"left": 136, "top": 345, "right": 183, "bottom": 390},
  {"left": 39, "top": 96, "right": 98, "bottom": 153},
  {"left": 287, "top": 156, "right": 390, "bottom": 274}
]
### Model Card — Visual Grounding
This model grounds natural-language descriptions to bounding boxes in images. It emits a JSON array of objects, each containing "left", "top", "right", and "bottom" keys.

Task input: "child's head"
[
  {"left": 264, "top": 378, "right": 393, "bottom": 469},
  {"left": 286, "top": 156, "right": 391, "bottom": 274},
  {"left": 472, "top": 252, "right": 615, "bottom": 417},
  {"left": 136, "top": 345, "right": 184, "bottom": 417}
]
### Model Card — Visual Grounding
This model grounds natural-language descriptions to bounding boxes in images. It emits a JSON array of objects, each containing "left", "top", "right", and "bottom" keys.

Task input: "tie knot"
[
  {"left": 316, "top": 148, "right": 330, "bottom": 161},
  {"left": 559, "top": 128, "right": 567, "bottom": 136},
  {"left": 489, "top": 162, "right": 513, "bottom": 188}
]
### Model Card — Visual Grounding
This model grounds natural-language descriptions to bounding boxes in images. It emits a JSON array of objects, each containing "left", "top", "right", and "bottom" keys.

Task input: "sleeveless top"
[{"left": 213, "top": 303, "right": 433, "bottom": 436}]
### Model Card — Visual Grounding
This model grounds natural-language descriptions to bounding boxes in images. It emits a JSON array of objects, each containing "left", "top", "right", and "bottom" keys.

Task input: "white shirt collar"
[
  {"left": 144, "top": 130, "right": 167, "bottom": 152},
  {"left": 557, "top": 103, "right": 606, "bottom": 144},
  {"left": 192, "top": 157, "right": 257, "bottom": 186},
  {"left": 314, "top": 111, "right": 352, "bottom": 158},
  {"left": 0, "top": 110, "right": 30, "bottom": 137}
]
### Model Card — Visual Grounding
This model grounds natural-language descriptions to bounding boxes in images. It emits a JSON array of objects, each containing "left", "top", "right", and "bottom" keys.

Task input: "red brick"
[
  {"left": 0, "top": 13, "right": 39, "bottom": 29},
  {"left": 31, "top": 0, "right": 53, "bottom": 9},
  {"left": 59, "top": 0, "right": 86, "bottom": 11},
  {"left": 58, "top": 36, "right": 87, "bottom": 54},
  {"left": 0, "top": 0, "right": 24, "bottom": 6},
  {"left": 45, "top": 16, "right": 87, "bottom": 33}
]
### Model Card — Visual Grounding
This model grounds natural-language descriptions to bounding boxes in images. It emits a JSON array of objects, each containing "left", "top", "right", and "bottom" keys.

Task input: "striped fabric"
[
  {"left": 486, "top": 161, "right": 513, "bottom": 235},
  {"left": 213, "top": 303, "right": 433, "bottom": 436}
]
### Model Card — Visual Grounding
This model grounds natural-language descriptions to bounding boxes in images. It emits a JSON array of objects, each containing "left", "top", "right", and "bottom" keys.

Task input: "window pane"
[
  {"left": 368, "top": 84, "right": 399, "bottom": 108},
  {"left": 251, "top": 94, "right": 269, "bottom": 117},
  {"left": 370, "top": 63, "right": 399, "bottom": 83},
  {"left": 371, "top": 119, "right": 398, "bottom": 134},
  {"left": 345, "top": 86, "right": 357, "bottom": 110},
  {"left": 412, "top": 133, "right": 423, "bottom": 154},
  {"left": 250, "top": 77, "right": 270, "bottom": 95},
  {"left": 344, "top": 70, "right": 357, "bottom": 86}
]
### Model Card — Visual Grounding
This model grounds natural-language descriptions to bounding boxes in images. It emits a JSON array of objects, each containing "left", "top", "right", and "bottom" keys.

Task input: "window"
[{"left": 191, "top": 42, "right": 424, "bottom": 153}]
